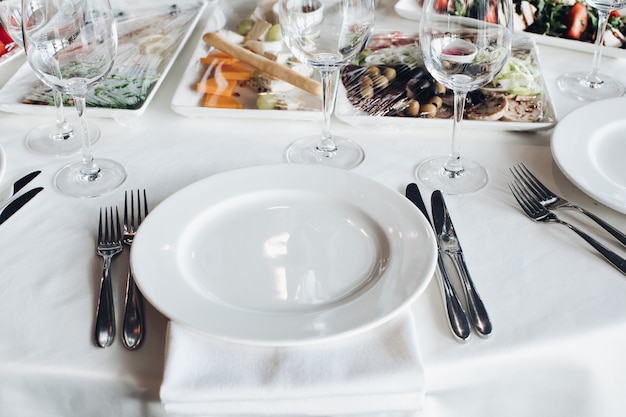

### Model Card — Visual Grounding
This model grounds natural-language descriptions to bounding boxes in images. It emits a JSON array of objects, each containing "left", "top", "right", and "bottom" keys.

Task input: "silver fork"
[
  {"left": 510, "top": 163, "right": 626, "bottom": 247},
  {"left": 509, "top": 182, "right": 626, "bottom": 276},
  {"left": 95, "top": 207, "right": 123, "bottom": 348},
  {"left": 122, "top": 190, "right": 147, "bottom": 350}
]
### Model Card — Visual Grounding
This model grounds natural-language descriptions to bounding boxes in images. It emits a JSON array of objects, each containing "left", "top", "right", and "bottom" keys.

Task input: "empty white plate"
[
  {"left": 131, "top": 164, "right": 437, "bottom": 345},
  {"left": 551, "top": 97, "right": 626, "bottom": 214}
]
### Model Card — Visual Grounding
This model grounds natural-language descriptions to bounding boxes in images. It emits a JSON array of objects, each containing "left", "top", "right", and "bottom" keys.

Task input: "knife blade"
[
  {"left": 0, "top": 170, "right": 41, "bottom": 211},
  {"left": 431, "top": 190, "right": 492, "bottom": 337},
  {"left": 405, "top": 183, "right": 471, "bottom": 342},
  {"left": 0, "top": 187, "right": 44, "bottom": 225}
]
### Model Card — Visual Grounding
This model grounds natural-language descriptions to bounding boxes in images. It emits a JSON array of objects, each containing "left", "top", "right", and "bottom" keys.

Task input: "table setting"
[{"left": 1, "top": 0, "right": 626, "bottom": 416}]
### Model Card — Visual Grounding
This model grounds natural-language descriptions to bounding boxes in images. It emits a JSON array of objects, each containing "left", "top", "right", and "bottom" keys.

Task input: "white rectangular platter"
[{"left": 0, "top": 0, "right": 211, "bottom": 119}]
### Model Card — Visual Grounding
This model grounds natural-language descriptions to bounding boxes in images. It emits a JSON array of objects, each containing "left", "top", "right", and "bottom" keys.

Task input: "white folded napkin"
[{"left": 160, "top": 312, "right": 424, "bottom": 416}]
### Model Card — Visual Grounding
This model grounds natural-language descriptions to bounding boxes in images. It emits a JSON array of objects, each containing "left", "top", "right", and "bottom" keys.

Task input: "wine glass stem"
[
  {"left": 74, "top": 95, "right": 100, "bottom": 181},
  {"left": 444, "top": 90, "right": 467, "bottom": 176},
  {"left": 53, "top": 90, "right": 72, "bottom": 141},
  {"left": 587, "top": 9, "right": 609, "bottom": 85},
  {"left": 317, "top": 68, "right": 339, "bottom": 155}
]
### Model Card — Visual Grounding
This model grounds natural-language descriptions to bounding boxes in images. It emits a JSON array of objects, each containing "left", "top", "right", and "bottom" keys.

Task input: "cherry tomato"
[{"left": 566, "top": 2, "right": 588, "bottom": 40}]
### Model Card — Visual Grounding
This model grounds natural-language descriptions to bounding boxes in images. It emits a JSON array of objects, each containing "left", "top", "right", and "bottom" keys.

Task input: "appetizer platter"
[
  {"left": 170, "top": 0, "right": 322, "bottom": 120},
  {"left": 394, "top": 0, "right": 626, "bottom": 58},
  {"left": 0, "top": 0, "right": 211, "bottom": 118},
  {"left": 335, "top": 34, "right": 556, "bottom": 131}
]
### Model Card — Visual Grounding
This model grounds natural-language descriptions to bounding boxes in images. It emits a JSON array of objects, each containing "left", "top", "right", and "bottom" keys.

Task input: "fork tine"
[
  {"left": 139, "top": 189, "right": 148, "bottom": 225},
  {"left": 98, "top": 208, "right": 104, "bottom": 243},
  {"left": 509, "top": 183, "right": 531, "bottom": 215},
  {"left": 105, "top": 207, "right": 112, "bottom": 243},
  {"left": 518, "top": 163, "right": 553, "bottom": 199},
  {"left": 124, "top": 192, "right": 130, "bottom": 232},
  {"left": 510, "top": 165, "right": 542, "bottom": 200},
  {"left": 115, "top": 207, "right": 122, "bottom": 242}
]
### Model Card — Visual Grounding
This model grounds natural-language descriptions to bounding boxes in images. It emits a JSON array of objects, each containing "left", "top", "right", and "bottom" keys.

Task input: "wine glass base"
[
  {"left": 26, "top": 120, "right": 100, "bottom": 156},
  {"left": 557, "top": 72, "right": 625, "bottom": 102},
  {"left": 416, "top": 156, "right": 488, "bottom": 195},
  {"left": 286, "top": 135, "right": 364, "bottom": 169},
  {"left": 54, "top": 158, "right": 127, "bottom": 198}
]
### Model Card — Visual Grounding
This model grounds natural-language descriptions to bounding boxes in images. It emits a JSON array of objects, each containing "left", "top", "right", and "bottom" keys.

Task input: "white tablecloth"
[{"left": 1, "top": 1, "right": 626, "bottom": 416}]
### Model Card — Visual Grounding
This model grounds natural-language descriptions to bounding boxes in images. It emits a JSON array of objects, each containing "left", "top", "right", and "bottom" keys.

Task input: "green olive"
[
  {"left": 266, "top": 24, "right": 282, "bottom": 41},
  {"left": 433, "top": 81, "right": 446, "bottom": 95},
  {"left": 365, "top": 66, "right": 380, "bottom": 77},
  {"left": 236, "top": 19, "right": 255, "bottom": 36},
  {"left": 383, "top": 67, "right": 397, "bottom": 82},
  {"left": 371, "top": 74, "right": 389, "bottom": 90},
  {"left": 428, "top": 96, "right": 443, "bottom": 109},
  {"left": 420, "top": 103, "right": 437, "bottom": 118},
  {"left": 256, "top": 93, "right": 278, "bottom": 110},
  {"left": 359, "top": 75, "right": 373, "bottom": 87},
  {"left": 404, "top": 99, "right": 420, "bottom": 117},
  {"left": 360, "top": 85, "right": 374, "bottom": 99}
]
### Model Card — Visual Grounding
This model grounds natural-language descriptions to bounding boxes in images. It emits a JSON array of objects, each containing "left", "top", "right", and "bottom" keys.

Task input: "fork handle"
[
  {"left": 122, "top": 267, "right": 144, "bottom": 350},
  {"left": 571, "top": 205, "right": 626, "bottom": 248},
  {"left": 95, "top": 257, "right": 115, "bottom": 348},
  {"left": 560, "top": 220, "right": 626, "bottom": 275}
]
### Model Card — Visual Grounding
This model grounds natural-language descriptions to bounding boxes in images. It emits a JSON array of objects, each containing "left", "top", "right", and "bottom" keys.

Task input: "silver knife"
[
  {"left": 0, "top": 187, "right": 44, "bottom": 225},
  {"left": 0, "top": 170, "right": 42, "bottom": 212},
  {"left": 406, "top": 183, "right": 471, "bottom": 342},
  {"left": 431, "top": 190, "right": 492, "bottom": 337}
]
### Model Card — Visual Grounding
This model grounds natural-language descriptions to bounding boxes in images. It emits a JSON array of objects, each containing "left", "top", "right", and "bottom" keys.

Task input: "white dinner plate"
[
  {"left": 394, "top": 0, "right": 626, "bottom": 58},
  {"left": 131, "top": 164, "right": 437, "bottom": 345},
  {"left": 551, "top": 97, "right": 626, "bottom": 214}
]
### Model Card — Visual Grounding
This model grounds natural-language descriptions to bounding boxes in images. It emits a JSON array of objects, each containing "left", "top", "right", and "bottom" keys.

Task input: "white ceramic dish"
[
  {"left": 170, "top": 2, "right": 321, "bottom": 120},
  {"left": 131, "top": 164, "right": 437, "bottom": 345},
  {"left": 551, "top": 97, "right": 626, "bottom": 214},
  {"left": 394, "top": 0, "right": 626, "bottom": 58},
  {"left": 336, "top": 35, "right": 556, "bottom": 131},
  {"left": 0, "top": 0, "right": 211, "bottom": 119}
]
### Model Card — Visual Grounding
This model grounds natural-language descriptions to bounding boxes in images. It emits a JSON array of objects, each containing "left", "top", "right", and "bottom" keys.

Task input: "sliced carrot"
[
  {"left": 203, "top": 94, "right": 244, "bottom": 109},
  {"left": 196, "top": 78, "right": 238, "bottom": 96},
  {"left": 214, "top": 63, "right": 253, "bottom": 81},
  {"left": 200, "top": 54, "right": 239, "bottom": 65}
]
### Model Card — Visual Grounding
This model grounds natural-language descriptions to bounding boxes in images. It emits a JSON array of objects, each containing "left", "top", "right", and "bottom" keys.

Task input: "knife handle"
[
  {"left": 436, "top": 255, "right": 471, "bottom": 342},
  {"left": 450, "top": 253, "right": 492, "bottom": 337}
]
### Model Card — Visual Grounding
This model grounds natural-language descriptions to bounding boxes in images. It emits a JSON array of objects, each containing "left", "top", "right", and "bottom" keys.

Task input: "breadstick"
[{"left": 202, "top": 31, "right": 322, "bottom": 97}]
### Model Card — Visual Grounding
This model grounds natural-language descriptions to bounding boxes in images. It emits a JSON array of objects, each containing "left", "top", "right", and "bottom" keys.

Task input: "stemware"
[
  {"left": 417, "top": 0, "right": 513, "bottom": 194},
  {"left": 278, "top": 0, "right": 375, "bottom": 169},
  {"left": 0, "top": 0, "right": 99, "bottom": 155},
  {"left": 557, "top": 0, "right": 626, "bottom": 101},
  {"left": 22, "top": 0, "right": 126, "bottom": 197}
]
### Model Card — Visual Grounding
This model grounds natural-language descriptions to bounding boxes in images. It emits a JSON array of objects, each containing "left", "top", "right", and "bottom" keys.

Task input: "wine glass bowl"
[
  {"left": 0, "top": 0, "right": 99, "bottom": 156},
  {"left": 417, "top": 0, "right": 513, "bottom": 194},
  {"left": 278, "top": 0, "right": 375, "bottom": 169},
  {"left": 22, "top": 0, "right": 126, "bottom": 197},
  {"left": 557, "top": 0, "right": 626, "bottom": 101}
]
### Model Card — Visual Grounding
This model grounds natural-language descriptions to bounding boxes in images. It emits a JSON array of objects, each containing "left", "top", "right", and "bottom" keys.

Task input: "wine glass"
[
  {"left": 417, "top": 0, "right": 513, "bottom": 194},
  {"left": 278, "top": 0, "right": 375, "bottom": 169},
  {"left": 22, "top": 0, "right": 126, "bottom": 197},
  {"left": 557, "top": 0, "right": 626, "bottom": 101},
  {"left": 0, "top": 0, "right": 99, "bottom": 155}
]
